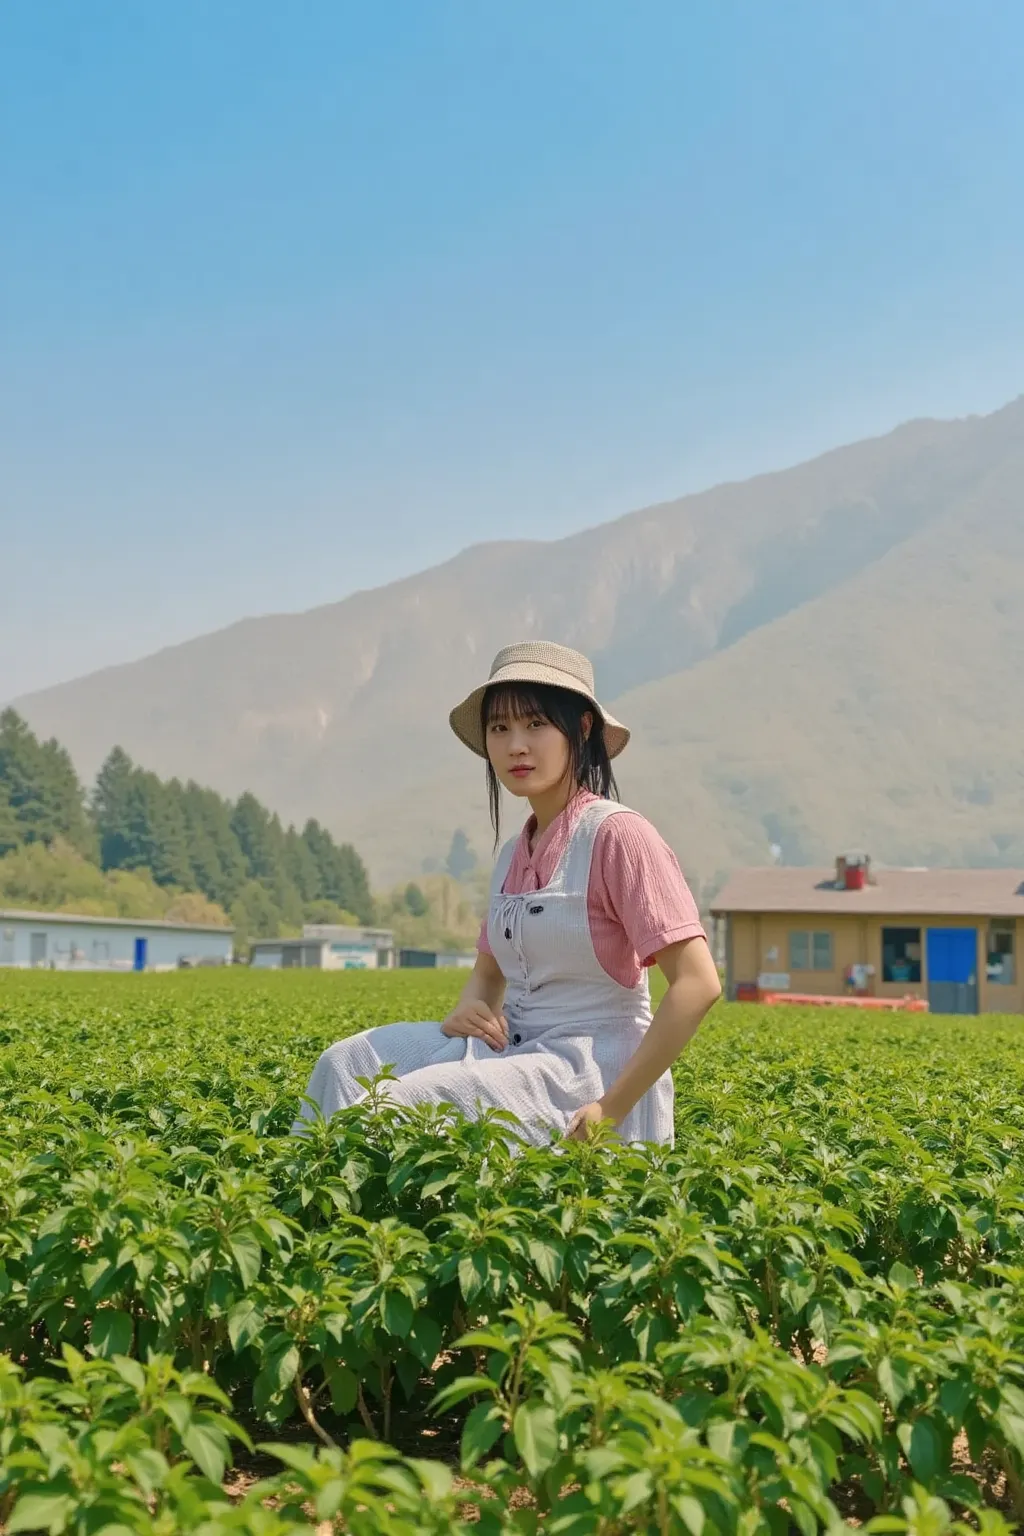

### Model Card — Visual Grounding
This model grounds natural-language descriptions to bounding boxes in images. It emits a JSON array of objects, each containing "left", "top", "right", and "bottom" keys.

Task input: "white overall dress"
[{"left": 294, "top": 799, "right": 675, "bottom": 1147}]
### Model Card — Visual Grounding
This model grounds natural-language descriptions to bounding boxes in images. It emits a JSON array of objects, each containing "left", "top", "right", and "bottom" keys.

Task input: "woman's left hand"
[{"left": 565, "top": 1102, "right": 612, "bottom": 1141}]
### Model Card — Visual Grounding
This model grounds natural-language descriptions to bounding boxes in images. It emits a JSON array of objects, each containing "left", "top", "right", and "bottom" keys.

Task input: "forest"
[
  {"left": 0, "top": 710, "right": 487, "bottom": 952},
  {"left": 0, "top": 708, "right": 374, "bottom": 948}
]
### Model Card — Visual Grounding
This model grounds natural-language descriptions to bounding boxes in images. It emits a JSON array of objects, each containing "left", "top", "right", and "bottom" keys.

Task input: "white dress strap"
[
  {"left": 561, "top": 800, "right": 634, "bottom": 898},
  {"left": 491, "top": 834, "right": 519, "bottom": 900}
]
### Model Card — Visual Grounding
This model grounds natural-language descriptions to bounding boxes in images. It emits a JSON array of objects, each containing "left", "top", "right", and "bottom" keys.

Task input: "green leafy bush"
[{"left": 1, "top": 969, "right": 1023, "bottom": 1532}]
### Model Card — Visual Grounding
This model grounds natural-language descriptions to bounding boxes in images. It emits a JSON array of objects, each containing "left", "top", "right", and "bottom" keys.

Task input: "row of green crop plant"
[
  {"left": 4, "top": 1088, "right": 1024, "bottom": 1521},
  {"left": 3, "top": 1297, "right": 1023, "bottom": 1534}
]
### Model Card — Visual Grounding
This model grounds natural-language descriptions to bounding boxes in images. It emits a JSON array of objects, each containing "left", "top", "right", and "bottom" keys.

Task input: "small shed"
[
  {"left": 250, "top": 926, "right": 395, "bottom": 970},
  {"left": 711, "top": 858, "right": 1024, "bottom": 1015},
  {"left": 397, "top": 948, "right": 477, "bottom": 969}
]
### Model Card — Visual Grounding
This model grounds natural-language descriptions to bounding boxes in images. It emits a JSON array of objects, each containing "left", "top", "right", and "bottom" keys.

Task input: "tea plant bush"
[{"left": 1, "top": 970, "right": 1023, "bottom": 1534}]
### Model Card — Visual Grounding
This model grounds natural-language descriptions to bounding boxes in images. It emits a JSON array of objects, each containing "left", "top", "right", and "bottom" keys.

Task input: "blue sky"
[{"left": 2, "top": 0, "right": 1022, "bottom": 698}]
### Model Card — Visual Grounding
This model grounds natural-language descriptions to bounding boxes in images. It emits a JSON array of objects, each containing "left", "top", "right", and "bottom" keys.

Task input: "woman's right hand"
[{"left": 441, "top": 1000, "right": 508, "bottom": 1052}]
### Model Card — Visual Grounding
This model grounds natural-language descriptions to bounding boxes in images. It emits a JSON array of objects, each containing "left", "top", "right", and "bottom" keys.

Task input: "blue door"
[
  {"left": 133, "top": 937, "right": 148, "bottom": 972},
  {"left": 926, "top": 928, "right": 977, "bottom": 1015}
]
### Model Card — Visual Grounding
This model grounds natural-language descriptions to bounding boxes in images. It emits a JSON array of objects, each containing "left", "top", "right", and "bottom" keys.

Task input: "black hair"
[{"left": 481, "top": 680, "right": 619, "bottom": 847}]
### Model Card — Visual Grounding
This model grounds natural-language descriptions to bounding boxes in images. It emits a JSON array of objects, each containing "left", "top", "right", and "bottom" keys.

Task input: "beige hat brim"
[{"left": 449, "top": 660, "right": 630, "bottom": 760}]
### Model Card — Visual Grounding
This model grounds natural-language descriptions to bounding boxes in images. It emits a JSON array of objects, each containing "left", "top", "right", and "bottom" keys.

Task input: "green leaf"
[
  {"left": 381, "top": 1289, "right": 414, "bottom": 1338},
  {"left": 407, "top": 1312, "right": 442, "bottom": 1367},
  {"left": 7, "top": 1492, "right": 75, "bottom": 1533},
  {"left": 161, "top": 1393, "right": 191, "bottom": 1435},
  {"left": 706, "top": 1418, "right": 743, "bottom": 1461},
  {"left": 276, "top": 1343, "right": 301, "bottom": 1391},
  {"left": 111, "top": 1355, "right": 146, "bottom": 1392},
  {"left": 228, "top": 1232, "right": 262, "bottom": 1289},
  {"left": 632, "top": 1311, "right": 671, "bottom": 1361},
  {"left": 431, "top": 1374, "right": 497, "bottom": 1414},
  {"left": 995, "top": 1408, "right": 1024, "bottom": 1459},
  {"left": 461, "top": 1401, "right": 505, "bottom": 1469},
  {"left": 183, "top": 1421, "right": 229, "bottom": 1483},
  {"left": 89, "top": 1309, "right": 132, "bottom": 1358},
  {"left": 326, "top": 1363, "right": 358, "bottom": 1415},
  {"left": 405, "top": 1457, "right": 454, "bottom": 1501},
  {"left": 513, "top": 1401, "right": 559, "bottom": 1478},
  {"left": 963, "top": 1404, "right": 988, "bottom": 1463},
  {"left": 877, "top": 1356, "right": 910, "bottom": 1411},
  {"left": 421, "top": 1170, "right": 462, "bottom": 1200},
  {"left": 123, "top": 1446, "right": 170, "bottom": 1495},
  {"left": 257, "top": 1340, "right": 301, "bottom": 1398},
  {"left": 676, "top": 1495, "right": 706, "bottom": 1536},
  {"left": 897, "top": 1418, "right": 942, "bottom": 1484},
  {"left": 227, "top": 1297, "right": 265, "bottom": 1353},
  {"left": 260, "top": 1442, "right": 320, "bottom": 1476},
  {"left": 458, "top": 1251, "right": 488, "bottom": 1303},
  {"left": 888, "top": 1261, "right": 920, "bottom": 1292},
  {"left": 395, "top": 1351, "right": 421, "bottom": 1399},
  {"left": 620, "top": 1470, "right": 655, "bottom": 1514},
  {"left": 672, "top": 1273, "right": 705, "bottom": 1318},
  {"left": 938, "top": 1378, "right": 971, "bottom": 1426},
  {"left": 528, "top": 1240, "right": 564, "bottom": 1289}
]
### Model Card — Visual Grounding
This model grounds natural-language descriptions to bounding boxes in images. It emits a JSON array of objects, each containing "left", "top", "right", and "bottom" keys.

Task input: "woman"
[{"left": 294, "top": 642, "right": 721, "bottom": 1147}]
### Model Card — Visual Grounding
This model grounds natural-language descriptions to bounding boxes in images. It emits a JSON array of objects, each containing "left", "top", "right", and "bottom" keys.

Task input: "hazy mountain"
[{"left": 15, "top": 395, "right": 1024, "bottom": 891}]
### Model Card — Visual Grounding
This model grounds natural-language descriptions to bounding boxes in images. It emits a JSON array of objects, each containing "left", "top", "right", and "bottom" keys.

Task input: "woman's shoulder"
[
  {"left": 590, "top": 803, "right": 680, "bottom": 867},
  {"left": 586, "top": 798, "right": 657, "bottom": 834}
]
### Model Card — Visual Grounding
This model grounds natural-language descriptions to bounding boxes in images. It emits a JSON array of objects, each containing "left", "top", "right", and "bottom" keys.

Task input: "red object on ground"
[
  {"left": 759, "top": 990, "right": 928, "bottom": 1013},
  {"left": 845, "top": 865, "right": 867, "bottom": 890},
  {"left": 735, "top": 982, "right": 760, "bottom": 1002}
]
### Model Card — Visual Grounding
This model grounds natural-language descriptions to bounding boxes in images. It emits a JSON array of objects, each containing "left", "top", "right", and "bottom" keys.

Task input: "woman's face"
[{"left": 485, "top": 707, "right": 574, "bottom": 800}]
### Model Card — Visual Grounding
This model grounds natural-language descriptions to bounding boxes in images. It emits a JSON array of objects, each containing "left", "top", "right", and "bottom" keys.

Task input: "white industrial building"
[
  {"left": 0, "top": 908, "right": 234, "bottom": 971},
  {"left": 250, "top": 925, "right": 396, "bottom": 970}
]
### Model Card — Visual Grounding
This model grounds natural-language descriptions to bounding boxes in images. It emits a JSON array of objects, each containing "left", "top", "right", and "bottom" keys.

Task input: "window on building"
[
  {"left": 987, "top": 922, "right": 1016, "bottom": 985},
  {"left": 789, "top": 930, "right": 834, "bottom": 971},
  {"left": 882, "top": 927, "right": 921, "bottom": 985}
]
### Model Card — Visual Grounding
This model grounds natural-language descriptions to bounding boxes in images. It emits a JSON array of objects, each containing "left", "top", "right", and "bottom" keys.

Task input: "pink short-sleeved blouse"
[{"left": 477, "top": 790, "right": 706, "bottom": 987}]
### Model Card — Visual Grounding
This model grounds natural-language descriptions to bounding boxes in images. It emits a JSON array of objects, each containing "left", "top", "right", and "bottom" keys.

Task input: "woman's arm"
[
  {"left": 567, "top": 936, "right": 721, "bottom": 1139},
  {"left": 441, "top": 952, "right": 509, "bottom": 1051},
  {"left": 454, "top": 951, "right": 507, "bottom": 1014}
]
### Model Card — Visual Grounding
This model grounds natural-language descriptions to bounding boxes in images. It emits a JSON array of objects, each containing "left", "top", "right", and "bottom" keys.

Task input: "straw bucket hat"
[{"left": 449, "top": 641, "right": 630, "bottom": 760}]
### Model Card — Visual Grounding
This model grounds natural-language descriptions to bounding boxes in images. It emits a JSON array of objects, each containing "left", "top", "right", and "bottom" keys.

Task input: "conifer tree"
[
  {"left": 93, "top": 747, "right": 137, "bottom": 870},
  {"left": 0, "top": 779, "right": 19, "bottom": 856},
  {"left": 119, "top": 771, "right": 194, "bottom": 888},
  {"left": 181, "top": 782, "right": 247, "bottom": 908},
  {"left": 231, "top": 793, "right": 284, "bottom": 882},
  {"left": 0, "top": 710, "right": 93, "bottom": 855}
]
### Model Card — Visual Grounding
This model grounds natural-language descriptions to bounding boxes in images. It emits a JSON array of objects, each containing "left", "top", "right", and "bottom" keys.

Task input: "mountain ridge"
[{"left": 15, "top": 394, "right": 1024, "bottom": 889}]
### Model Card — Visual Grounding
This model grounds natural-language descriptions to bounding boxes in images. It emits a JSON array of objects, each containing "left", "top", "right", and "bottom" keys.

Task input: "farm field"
[{"left": 1, "top": 971, "right": 1024, "bottom": 1535}]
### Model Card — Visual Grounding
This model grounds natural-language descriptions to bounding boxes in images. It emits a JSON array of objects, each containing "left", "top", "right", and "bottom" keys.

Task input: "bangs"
[
  {"left": 479, "top": 674, "right": 619, "bottom": 846},
  {"left": 483, "top": 681, "right": 552, "bottom": 726}
]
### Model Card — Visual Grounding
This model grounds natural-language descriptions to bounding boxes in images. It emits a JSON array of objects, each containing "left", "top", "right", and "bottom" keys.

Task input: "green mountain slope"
[{"left": 14, "top": 396, "right": 1024, "bottom": 889}]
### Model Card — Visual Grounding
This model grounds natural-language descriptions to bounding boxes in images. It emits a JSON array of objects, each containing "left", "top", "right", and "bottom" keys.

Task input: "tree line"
[{"left": 0, "top": 709, "right": 373, "bottom": 946}]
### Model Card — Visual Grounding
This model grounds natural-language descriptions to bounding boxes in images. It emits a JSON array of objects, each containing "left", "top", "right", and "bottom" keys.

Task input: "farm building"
[
  {"left": 0, "top": 908, "right": 233, "bottom": 971},
  {"left": 397, "top": 948, "right": 477, "bottom": 969},
  {"left": 250, "top": 925, "right": 395, "bottom": 970},
  {"left": 711, "top": 854, "right": 1024, "bottom": 1015}
]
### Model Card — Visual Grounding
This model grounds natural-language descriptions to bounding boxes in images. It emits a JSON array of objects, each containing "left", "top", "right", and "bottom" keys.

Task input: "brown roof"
[{"left": 710, "top": 868, "right": 1024, "bottom": 919}]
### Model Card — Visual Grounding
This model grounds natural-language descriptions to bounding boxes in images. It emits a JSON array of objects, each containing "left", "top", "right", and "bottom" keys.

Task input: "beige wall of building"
[{"left": 727, "top": 911, "right": 1023, "bottom": 1015}]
